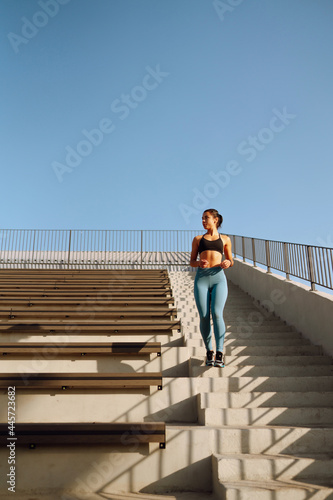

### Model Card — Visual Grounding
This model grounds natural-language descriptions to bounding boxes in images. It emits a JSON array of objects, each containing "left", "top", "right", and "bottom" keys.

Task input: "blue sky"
[{"left": 1, "top": 0, "right": 332, "bottom": 246}]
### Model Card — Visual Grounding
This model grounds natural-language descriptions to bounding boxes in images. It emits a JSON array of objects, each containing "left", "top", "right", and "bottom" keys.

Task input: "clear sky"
[{"left": 1, "top": 0, "right": 332, "bottom": 247}]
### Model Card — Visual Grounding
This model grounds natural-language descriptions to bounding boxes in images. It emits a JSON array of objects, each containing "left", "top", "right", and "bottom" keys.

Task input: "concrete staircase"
[
  {"left": 0, "top": 268, "right": 332, "bottom": 499},
  {"left": 170, "top": 270, "right": 333, "bottom": 499}
]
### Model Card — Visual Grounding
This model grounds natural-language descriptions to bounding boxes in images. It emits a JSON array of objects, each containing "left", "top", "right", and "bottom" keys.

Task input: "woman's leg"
[
  {"left": 210, "top": 271, "right": 228, "bottom": 352},
  {"left": 194, "top": 271, "right": 213, "bottom": 351}
]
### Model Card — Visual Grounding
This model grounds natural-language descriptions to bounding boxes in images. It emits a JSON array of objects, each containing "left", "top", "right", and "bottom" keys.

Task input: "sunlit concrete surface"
[
  {"left": 227, "top": 258, "right": 333, "bottom": 357},
  {"left": 0, "top": 268, "right": 332, "bottom": 498}
]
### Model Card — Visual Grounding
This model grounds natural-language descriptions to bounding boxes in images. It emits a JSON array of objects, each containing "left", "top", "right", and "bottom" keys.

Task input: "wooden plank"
[
  {"left": 0, "top": 319, "right": 181, "bottom": 334},
  {"left": 0, "top": 271, "right": 168, "bottom": 274},
  {"left": 0, "top": 276, "right": 169, "bottom": 281},
  {"left": 0, "top": 285, "right": 172, "bottom": 292},
  {"left": 0, "top": 372, "right": 163, "bottom": 390},
  {"left": 0, "top": 279, "right": 170, "bottom": 286},
  {"left": 0, "top": 300, "right": 177, "bottom": 314},
  {"left": 0, "top": 309, "right": 177, "bottom": 321},
  {"left": 0, "top": 271, "right": 169, "bottom": 279},
  {"left": 0, "top": 297, "right": 175, "bottom": 305},
  {"left": 0, "top": 290, "right": 173, "bottom": 298},
  {"left": 0, "top": 341, "right": 161, "bottom": 356},
  {"left": 1, "top": 267, "right": 167, "bottom": 274},
  {"left": 0, "top": 275, "right": 170, "bottom": 283},
  {"left": 0, "top": 422, "right": 166, "bottom": 447}
]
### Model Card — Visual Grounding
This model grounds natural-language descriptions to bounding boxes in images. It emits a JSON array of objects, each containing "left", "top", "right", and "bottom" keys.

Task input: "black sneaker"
[
  {"left": 205, "top": 350, "right": 215, "bottom": 366},
  {"left": 214, "top": 351, "right": 225, "bottom": 368}
]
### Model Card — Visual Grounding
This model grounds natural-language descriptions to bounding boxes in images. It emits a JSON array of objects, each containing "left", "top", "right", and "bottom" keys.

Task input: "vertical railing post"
[
  {"left": 140, "top": 230, "right": 143, "bottom": 270},
  {"left": 265, "top": 240, "right": 271, "bottom": 273},
  {"left": 252, "top": 238, "right": 256, "bottom": 267},
  {"left": 242, "top": 236, "right": 245, "bottom": 262},
  {"left": 31, "top": 230, "right": 36, "bottom": 269},
  {"left": 68, "top": 230, "right": 72, "bottom": 269},
  {"left": 307, "top": 246, "right": 316, "bottom": 291},
  {"left": 0, "top": 230, "right": 4, "bottom": 269},
  {"left": 283, "top": 242, "right": 290, "bottom": 280}
]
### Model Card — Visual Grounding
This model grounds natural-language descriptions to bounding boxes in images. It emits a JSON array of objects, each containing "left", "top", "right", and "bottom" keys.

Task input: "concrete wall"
[{"left": 226, "top": 259, "right": 333, "bottom": 357}]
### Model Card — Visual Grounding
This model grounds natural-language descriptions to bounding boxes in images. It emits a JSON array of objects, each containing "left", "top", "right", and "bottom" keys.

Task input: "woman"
[{"left": 190, "top": 209, "right": 233, "bottom": 367}]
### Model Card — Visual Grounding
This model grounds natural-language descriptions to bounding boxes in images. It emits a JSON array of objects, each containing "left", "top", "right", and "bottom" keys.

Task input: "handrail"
[
  {"left": 229, "top": 234, "right": 333, "bottom": 292},
  {"left": 0, "top": 229, "right": 199, "bottom": 272},
  {"left": 0, "top": 229, "right": 332, "bottom": 291}
]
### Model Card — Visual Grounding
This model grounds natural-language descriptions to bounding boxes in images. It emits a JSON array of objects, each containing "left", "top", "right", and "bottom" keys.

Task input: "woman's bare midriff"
[{"left": 200, "top": 250, "right": 223, "bottom": 268}]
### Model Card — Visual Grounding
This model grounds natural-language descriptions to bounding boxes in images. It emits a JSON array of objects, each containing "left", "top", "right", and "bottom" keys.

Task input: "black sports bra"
[{"left": 198, "top": 234, "right": 224, "bottom": 255}]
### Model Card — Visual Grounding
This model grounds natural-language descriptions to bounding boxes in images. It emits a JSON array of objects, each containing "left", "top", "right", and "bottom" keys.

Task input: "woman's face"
[{"left": 202, "top": 211, "right": 218, "bottom": 230}]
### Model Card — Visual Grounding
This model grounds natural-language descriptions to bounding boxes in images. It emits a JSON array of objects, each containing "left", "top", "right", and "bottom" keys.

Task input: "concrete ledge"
[{"left": 226, "top": 259, "right": 333, "bottom": 357}]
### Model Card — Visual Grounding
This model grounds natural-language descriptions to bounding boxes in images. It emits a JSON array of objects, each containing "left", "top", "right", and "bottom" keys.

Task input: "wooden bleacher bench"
[
  {"left": 0, "top": 269, "right": 169, "bottom": 450},
  {"left": 0, "top": 283, "right": 171, "bottom": 291},
  {"left": 0, "top": 270, "right": 171, "bottom": 286},
  {"left": 0, "top": 341, "right": 161, "bottom": 356},
  {"left": 0, "top": 297, "right": 175, "bottom": 308},
  {"left": 0, "top": 277, "right": 171, "bottom": 284},
  {"left": 0, "top": 269, "right": 168, "bottom": 276},
  {"left": 0, "top": 275, "right": 170, "bottom": 286},
  {"left": 0, "top": 289, "right": 173, "bottom": 298},
  {"left": 0, "top": 270, "right": 173, "bottom": 296},
  {"left": 0, "top": 422, "right": 166, "bottom": 448},
  {"left": 0, "top": 319, "right": 181, "bottom": 334},
  {"left": 0, "top": 270, "right": 168, "bottom": 275},
  {"left": 0, "top": 372, "right": 163, "bottom": 390},
  {"left": 0, "top": 307, "right": 177, "bottom": 321}
]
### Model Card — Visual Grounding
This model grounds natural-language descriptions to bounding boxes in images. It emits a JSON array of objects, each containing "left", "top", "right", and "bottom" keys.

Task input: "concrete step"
[
  {"left": 5, "top": 377, "right": 333, "bottom": 424},
  {"left": 199, "top": 407, "right": 333, "bottom": 427},
  {"left": 224, "top": 330, "right": 304, "bottom": 339},
  {"left": 211, "top": 426, "right": 333, "bottom": 455},
  {"left": 223, "top": 313, "right": 286, "bottom": 320},
  {"left": 191, "top": 363, "right": 332, "bottom": 378},
  {"left": 1, "top": 493, "right": 217, "bottom": 500},
  {"left": 222, "top": 316, "right": 284, "bottom": 326},
  {"left": 182, "top": 318, "right": 291, "bottom": 329},
  {"left": 224, "top": 317, "right": 290, "bottom": 324},
  {"left": 184, "top": 323, "right": 295, "bottom": 334},
  {"left": 214, "top": 453, "right": 333, "bottom": 482},
  {"left": 190, "top": 354, "right": 331, "bottom": 366},
  {"left": 214, "top": 478, "right": 333, "bottom": 500},
  {"left": 199, "top": 391, "right": 333, "bottom": 408},
  {"left": 222, "top": 338, "right": 312, "bottom": 346},
  {"left": 186, "top": 335, "right": 308, "bottom": 347},
  {"left": 224, "top": 319, "right": 290, "bottom": 327},
  {"left": 225, "top": 324, "right": 294, "bottom": 333},
  {"left": 224, "top": 313, "right": 286, "bottom": 321},
  {"left": 187, "top": 331, "right": 305, "bottom": 343},
  {"left": 194, "top": 375, "right": 333, "bottom": 392},
  {"left": 222, "top": 345, "right": 323, "bottom": 355},
  {"left": 224, "top": 302, "right": 272, "bottom": 307}
]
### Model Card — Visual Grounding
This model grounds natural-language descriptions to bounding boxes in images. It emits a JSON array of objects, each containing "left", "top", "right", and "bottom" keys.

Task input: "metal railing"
[
  {"left": 230, "top": 234, "right": 333, "bottom": 292},
  {"left": 0, "top": 229, "right": 198, "bottom": 271},
  {"left": 0, "top": 229, "right": 332, "bottom": 291}
]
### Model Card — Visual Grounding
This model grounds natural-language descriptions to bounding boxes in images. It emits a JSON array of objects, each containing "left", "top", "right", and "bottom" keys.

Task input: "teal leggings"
[{"left": 194, "top": 267, "right": 228, "bottom": 352}]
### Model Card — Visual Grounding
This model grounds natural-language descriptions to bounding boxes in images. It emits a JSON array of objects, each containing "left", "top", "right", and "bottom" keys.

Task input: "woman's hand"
[
  {"left": 220, "top": 259, "right": 231, "bottom": 269},
  {"left": 199, "top": 259, "right": 209, "bottom": 268}
]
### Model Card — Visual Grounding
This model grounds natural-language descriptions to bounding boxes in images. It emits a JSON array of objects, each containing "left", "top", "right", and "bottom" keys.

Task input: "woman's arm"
[
  {"left": 190, "top": 236, "right": 200, "bottom": 267},
  {"left": 221, "top": 236, "right": 234, "bottom": 269},
  {"left": 190, "top": 236, "right": 208, "bottom": 268}
]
